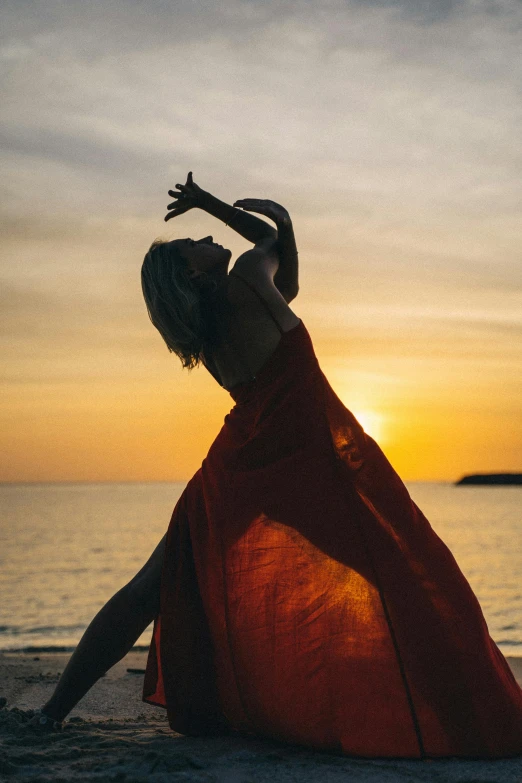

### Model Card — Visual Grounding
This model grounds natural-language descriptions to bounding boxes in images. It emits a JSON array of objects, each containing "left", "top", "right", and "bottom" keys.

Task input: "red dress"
[{"left": 143, "top": 277, "right": 522, "bottom": 759}]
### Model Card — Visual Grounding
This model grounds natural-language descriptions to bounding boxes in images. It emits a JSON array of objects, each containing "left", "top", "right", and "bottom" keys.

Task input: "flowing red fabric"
[{"left": 143, "top": 319, "right": 522, "bottom": 758}]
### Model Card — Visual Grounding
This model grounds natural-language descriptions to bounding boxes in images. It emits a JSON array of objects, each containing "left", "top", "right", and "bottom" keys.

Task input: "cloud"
[
  {"left": 350, "top": 0, "right": 459, "bottom": 23},
  {"left": 2, "top": 0, "right": 521, "bottom": 210},
  {"left": 2, "top": 0, "right": 521, "bottom": 261}
]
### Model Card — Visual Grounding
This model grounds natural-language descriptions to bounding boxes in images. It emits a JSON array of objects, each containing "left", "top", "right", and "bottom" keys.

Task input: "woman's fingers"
[
  {"left": 164, "top": 206, "right": 189, "bottom": 221},
  {"left": 234, "top": 199, "right": 275, "bottom": 215},
  {"left": 167, "top": 194, "right": 195, "bottom": 208},
  {"left": 163, "top": 175, "right": 198, "bottom": 221},
  {"left": 235, "top": 204, "right": 271, "bottom": 213},
  {"left": 167, "top": 190, "right": 188, "bottom": 203},
  {"left": 234, "top": 198, "right": 272, "bottom": 203},
  {"left": 234, "top": 199, "right": 288, "bottom": 220}
]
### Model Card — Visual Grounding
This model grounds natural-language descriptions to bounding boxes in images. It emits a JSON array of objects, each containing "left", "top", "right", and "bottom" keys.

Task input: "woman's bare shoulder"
[{"left": 226, "top": 260, "right": 300, "bottom": 333}]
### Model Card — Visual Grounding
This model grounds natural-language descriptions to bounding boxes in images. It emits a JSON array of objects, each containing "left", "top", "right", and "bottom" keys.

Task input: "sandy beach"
[{"left": 0, "top": 650, "right": 520, "bottom": 782}]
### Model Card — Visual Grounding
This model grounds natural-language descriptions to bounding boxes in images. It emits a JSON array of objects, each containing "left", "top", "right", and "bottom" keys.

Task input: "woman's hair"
[{"left": 141, "top": 239, "right": 219, "bottom": 369}]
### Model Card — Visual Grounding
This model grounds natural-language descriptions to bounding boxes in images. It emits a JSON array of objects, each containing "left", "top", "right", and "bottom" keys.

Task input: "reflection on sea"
[{"left": 0, "top": 481, "right": 520, "bottom": 654}]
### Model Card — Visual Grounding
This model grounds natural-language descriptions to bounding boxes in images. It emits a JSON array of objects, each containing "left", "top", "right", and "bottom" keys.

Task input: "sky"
[{"left": 1, "top": 0, "right": 521, "bottom": 483}]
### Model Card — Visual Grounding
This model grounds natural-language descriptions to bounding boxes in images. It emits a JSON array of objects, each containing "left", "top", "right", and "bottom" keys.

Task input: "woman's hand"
[
  {"left": 232, "top": 199, "right": 291, "bottom": 227},
  {"left": 165, "top": 172, "right": 207, "bottom": 222}
]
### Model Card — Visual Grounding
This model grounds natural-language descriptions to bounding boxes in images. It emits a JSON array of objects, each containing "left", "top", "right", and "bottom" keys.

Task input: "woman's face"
[{"left": 170, "top": 236, "right": 232, "bottom": 279}]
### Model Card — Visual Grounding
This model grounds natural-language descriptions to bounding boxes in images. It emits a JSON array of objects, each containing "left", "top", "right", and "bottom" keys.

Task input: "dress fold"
[{"left": 144, "top": 320, "right": 522, "bottom": 758}]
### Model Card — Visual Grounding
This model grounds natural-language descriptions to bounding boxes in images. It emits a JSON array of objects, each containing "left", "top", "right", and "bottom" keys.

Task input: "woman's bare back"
[{"left": 202, "top": 265, "right": 300, "bottom": 391}]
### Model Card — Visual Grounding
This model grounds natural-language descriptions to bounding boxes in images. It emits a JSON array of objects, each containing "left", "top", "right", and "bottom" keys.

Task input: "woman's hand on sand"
[
  {"left": 233, "top": 199, "right": 291, "bottom": 227},
  {"left": 165, "top": 172, "right": 207, "bottom": 222}
]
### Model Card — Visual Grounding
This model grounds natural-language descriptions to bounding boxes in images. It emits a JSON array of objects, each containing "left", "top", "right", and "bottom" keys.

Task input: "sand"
[{"left": 1, "top": 651, "right": 521, "bottom": 782}]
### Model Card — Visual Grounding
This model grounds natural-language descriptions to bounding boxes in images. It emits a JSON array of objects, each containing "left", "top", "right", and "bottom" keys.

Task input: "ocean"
[{"left": 0, "top": 481, "right": 520, "bottom": 656}]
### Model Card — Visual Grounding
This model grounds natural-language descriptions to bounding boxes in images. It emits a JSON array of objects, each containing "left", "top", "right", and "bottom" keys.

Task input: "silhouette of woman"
[{"left": 31, "top": 173, "right": 522, "bottom": 758}]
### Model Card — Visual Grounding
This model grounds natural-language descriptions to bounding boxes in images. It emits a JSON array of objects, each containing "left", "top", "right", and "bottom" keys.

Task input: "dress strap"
[{"left": 228, "top": 270, "right": 285, "bottom": 335}]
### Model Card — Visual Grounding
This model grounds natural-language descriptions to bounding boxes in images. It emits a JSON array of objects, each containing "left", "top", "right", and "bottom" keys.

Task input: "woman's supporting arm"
[
  {"left": 273, "top": 215, "right": 299, "bottom": 302},
  {"left": 233, "top": 199, "right": 299, "bottom": 303},
  {"left": 234, "top": 198, "right": 299, "bottom": 302}
]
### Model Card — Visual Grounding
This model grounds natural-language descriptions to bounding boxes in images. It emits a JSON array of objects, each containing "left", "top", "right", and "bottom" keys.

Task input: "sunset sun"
[{"left": 350, "top": 408, "right": 387, "bottom": 444}]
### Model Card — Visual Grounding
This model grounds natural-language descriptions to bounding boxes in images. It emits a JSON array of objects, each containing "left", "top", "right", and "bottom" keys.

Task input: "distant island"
[{"left": 455, "top": 473, "right": 522, "bottom": 486}]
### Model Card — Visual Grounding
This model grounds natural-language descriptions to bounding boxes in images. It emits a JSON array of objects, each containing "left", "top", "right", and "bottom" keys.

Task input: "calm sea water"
[{"left": 0, "top": 482, "right": 520, "bottom": 656}]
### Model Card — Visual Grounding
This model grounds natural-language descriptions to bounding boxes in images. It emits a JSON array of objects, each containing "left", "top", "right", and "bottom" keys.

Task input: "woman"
[{"left": 26, "top": 174, "right": 522, "bottom": 758}]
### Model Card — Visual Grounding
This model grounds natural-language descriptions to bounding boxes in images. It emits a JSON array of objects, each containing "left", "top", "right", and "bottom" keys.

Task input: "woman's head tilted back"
[{"left": 141, "top": 237, "right": 232, "bottom": 369}]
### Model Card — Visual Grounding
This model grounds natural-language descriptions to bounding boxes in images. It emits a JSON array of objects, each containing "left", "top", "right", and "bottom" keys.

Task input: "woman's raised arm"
[
  {"left": 165, "top": 172, "right": 276, "bottom": 244},
  {"left": 164, "top": 174, "right": 299, "bottom": 302}
]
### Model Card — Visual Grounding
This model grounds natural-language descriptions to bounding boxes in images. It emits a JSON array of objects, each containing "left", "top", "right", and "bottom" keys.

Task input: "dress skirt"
[{"left": 143, "top": 320, "right": 522, "bottom": 758}]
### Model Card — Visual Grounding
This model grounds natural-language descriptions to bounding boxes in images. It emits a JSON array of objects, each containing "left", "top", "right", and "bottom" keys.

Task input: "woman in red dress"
[{"left": 31, "top": 173, "right": 522, "bottom": 758}]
